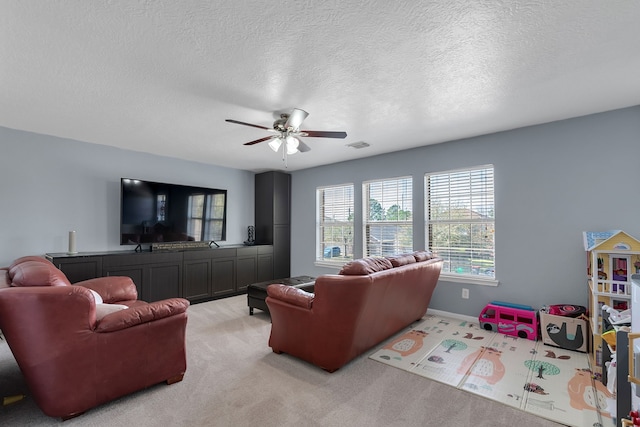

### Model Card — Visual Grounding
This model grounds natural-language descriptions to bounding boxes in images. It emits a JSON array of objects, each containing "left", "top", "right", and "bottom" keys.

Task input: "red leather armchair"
[{"left": 0, "top": 256, "right": 189, "bottom": 419}]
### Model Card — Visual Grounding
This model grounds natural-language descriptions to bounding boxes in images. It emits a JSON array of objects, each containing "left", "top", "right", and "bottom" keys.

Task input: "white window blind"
[
  {"left": 426, "top": 166, "right": 495, "bottom": 279},
  {"left": 317, "top": 184, "right": 354, "bottom": 263},
  {"left": 363, "top": 176, "right": 413, "bottom": 257}
]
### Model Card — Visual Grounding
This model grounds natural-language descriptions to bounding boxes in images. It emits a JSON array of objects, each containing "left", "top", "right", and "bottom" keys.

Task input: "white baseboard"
[{"left": 426, "top": 308, "right": 477, "bottom": 324}]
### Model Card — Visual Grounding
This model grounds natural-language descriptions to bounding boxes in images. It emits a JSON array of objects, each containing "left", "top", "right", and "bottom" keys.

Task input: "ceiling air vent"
[{"left": 346, "top": 141, "right": 370, "bottom": 149}]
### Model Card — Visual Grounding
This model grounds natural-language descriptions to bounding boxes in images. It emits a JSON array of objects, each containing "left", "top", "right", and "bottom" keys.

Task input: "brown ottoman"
[{"left": 247, "top": 276, "right": 315, "bottom": 315}]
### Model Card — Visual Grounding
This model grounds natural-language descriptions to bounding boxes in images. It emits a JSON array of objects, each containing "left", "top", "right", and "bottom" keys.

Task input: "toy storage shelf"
[
  {"left": 601, "top": 310, "right": 631, "bottom": 427},
  {"left": 585, "top": 231, "right": 640, "bottom": 379}
]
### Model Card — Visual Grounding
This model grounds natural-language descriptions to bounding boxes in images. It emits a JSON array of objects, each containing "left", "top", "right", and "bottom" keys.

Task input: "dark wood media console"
[{"left": 46, "top": 245, "right": 274, "bottom": 303}]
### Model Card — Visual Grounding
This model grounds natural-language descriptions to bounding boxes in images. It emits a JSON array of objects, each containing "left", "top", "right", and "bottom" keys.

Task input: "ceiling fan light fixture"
[
  {"left": 285, "top": 135, "right": 300, "bottom": 154},
  {"left": 268, "top": 137, "right": 283, "bottom": 152},
  {"left": 284, "top": 108, "right": 309, "bottom": 130},
  {"left": 228, "top": 108, "right": 348, "bottom": 162}
]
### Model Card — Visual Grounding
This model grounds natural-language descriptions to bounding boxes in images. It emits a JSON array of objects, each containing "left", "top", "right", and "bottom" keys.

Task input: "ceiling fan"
[{"left": 225, "top": 108, "right": 347, "bottom": 158}]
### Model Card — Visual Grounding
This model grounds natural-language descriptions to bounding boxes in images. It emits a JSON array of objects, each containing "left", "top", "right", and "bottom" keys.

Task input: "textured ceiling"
[{"left": 1, "top": 1, "right": 639, "bottom": 172}]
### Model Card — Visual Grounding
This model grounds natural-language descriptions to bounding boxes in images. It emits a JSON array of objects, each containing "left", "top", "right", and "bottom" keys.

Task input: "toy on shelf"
[
  {"left": 478, "top": 301, "right": 538, "bottom": 340},
  {"left": 600, "top": 305, "right": 631, "bottom": 352},
  {"left": 602, "top": 304, "right": 631, "bottom": 326}
]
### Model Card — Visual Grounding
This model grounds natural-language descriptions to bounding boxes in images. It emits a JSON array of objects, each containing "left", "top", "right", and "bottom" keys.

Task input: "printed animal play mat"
[{"left": 369, "top": 314, "right": 615, "bottom": 427}]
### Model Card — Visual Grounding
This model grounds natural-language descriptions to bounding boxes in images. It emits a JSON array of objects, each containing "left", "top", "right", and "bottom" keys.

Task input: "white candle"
[{"left": 68, "top": 231, "right": 77, "bottom": 254}]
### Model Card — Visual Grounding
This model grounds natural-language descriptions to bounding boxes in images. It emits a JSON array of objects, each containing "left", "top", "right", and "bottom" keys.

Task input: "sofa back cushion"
[
  {"left": 386, "top": 254, "right": 417, "bottom": 267},
  {"left": 413, "top": 250, "right": 433, "bottom": 262},
  {"left": 339, "top": 257, "right": 393, "bottom": 275},
  {"left": 9, "top": 256, "right": 51, "bottom": 270},
  {"left": 9, "top": 261, "right": 71, "bottom": 287}
]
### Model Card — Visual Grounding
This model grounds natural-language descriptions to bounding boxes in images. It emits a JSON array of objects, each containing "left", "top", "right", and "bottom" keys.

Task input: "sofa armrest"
[
  {"left": 266, "top": 284, "right": 314, "bottom": 310},
  {"left": 74, "top": 276, "right": 138, "bottom": 303},
  {"left": 95, "top": 298, "right": 189, "bottom": 332}
]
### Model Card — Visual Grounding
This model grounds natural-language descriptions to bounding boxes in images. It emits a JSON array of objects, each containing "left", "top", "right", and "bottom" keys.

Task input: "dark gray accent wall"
[
  {"left": 290, "top": 106, "right": 640, "bottom": 317},
  {"left": 0, "top": 127, "right": 254, "bottom": 266}
]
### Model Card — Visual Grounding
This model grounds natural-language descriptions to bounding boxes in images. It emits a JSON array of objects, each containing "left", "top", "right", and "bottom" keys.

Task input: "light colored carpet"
[
  {"left": 370, "top": 314, "right": 614, "bottom": 427},
  {"left": 1, "top": 295, "right": 564, "bottom": 426}
]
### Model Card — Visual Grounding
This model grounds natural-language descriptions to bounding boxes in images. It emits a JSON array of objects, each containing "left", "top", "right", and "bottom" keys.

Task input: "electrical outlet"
[{"left": 462, "top": 288, "right": 469, "bottom": 299}]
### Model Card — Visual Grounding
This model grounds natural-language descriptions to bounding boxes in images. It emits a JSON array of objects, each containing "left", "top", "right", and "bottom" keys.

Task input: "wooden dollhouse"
[{"left": 584, "top": 230, "right": 640, "bottom": 377}]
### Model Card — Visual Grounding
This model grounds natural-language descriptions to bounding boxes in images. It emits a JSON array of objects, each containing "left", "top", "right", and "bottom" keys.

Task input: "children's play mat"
[{"left": 369, "top": 314, "right": 615, "bottom": 427}]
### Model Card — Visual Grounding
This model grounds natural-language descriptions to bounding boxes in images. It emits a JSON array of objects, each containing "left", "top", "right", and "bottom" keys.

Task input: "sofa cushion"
[
  {"left": 339, "top": 257, "right": 393, "bottom": 275},
  {"left": 387, "top": 254, "right": 417, "bottom": 267},
  {"left": 95, "top": 303, "right": 128, "bottom": 320},
  {"left": 9, "top": 261, "right": 71, "bottom": 287},
  {"left": 413, "top": 250, "right": 433, "bottom": 262}
]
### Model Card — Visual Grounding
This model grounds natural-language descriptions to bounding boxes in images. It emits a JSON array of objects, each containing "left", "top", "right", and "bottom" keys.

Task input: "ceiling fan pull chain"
[{"left": 282, "top": 143, "right": 287, "bottom": 168}]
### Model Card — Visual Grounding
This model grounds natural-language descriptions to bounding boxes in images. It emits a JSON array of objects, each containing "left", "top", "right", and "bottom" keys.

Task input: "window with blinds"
[
  {"left": 317, "top": 184, "right": 354, "bottom": 263},
  {"left": 363, "top": 176, "right": 413, "bottom": 257},
  {"left": 425, "top": 165, "right": 495, "bottom": 279}
]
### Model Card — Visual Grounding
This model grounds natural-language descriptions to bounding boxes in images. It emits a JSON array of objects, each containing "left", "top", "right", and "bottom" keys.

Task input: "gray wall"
[
  {"left": 0, "top": 127, "right": 254, "bottom": 266},
  {"left": 2, "top": 106, "right": 639, "bottom": 318},
  {"left": 290, "top": 106, "right": 640, "bottom": 317}
]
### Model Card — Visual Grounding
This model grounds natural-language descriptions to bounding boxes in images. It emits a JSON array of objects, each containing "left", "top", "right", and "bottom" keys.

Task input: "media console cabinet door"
[
  {"left": 48, "top": 256, "right": 103, "bottom": 283},
  {"left": 212, "top": 257, "right": 235, "bottom": 296},
  {"left": 236, "top": 246, "right": 258, "bottom": 291},
  {"left": 183, "top": 258, "right": 212, "bottom": 301},
  {"left": 273, "top": 224, "right": 290, "bottom": 279},
  {"left": 103, "top": 265, "right": 144, "bottom": 299},
  {"left": 257, "top": 253, "right": 274, "bottom": 282},
  {"left": 146, "top": 263, "right": 182, "bottom": 302},
  {"left": 102, "top": 252, "right": 183, "bottom": 302}
]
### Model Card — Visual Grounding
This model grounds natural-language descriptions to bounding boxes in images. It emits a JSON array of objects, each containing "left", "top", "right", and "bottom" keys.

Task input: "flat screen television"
[{"left": 120, "top": 178, "right": 227, "bottom": 246}]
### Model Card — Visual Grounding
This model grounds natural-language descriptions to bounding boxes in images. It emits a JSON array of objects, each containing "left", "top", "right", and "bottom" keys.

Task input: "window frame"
[
  {"left": 425, "top": 165, "right": 498, "bottom": 286},
  {"left": 315, "top": 183, "right": 355, "bottom": 267},
  {"left": 362, "top": 176, "right": 413, "bottom": 258}
]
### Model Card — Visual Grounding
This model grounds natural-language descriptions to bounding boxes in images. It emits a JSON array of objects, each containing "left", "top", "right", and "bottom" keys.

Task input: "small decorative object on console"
[{"left": 244, "top": 225, "right": 255, "bottom": 246}]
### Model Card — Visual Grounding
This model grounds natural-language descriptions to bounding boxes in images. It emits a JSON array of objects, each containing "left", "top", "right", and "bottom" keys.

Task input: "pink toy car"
[{"left": 478, "top": 301, "right": 538, "bottom": 340}]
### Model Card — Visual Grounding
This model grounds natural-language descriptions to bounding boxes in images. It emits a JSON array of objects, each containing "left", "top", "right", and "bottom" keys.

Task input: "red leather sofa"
[
  {"left": 266, "top": 251, "right": 443, "bottom": 372},
  {"left": 0, "top": 256, "right": 189, "bottom": 419}
]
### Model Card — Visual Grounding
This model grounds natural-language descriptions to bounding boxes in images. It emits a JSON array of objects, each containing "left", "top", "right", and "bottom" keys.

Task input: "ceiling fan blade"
[
  {"left": 284, "top": 108, "right": 309, "bottom": 130},
  {"left": 302, "top": 130, "right": 347, "bottom": 139},
  {"left": 243, "top": 136, "right": 274, "bottom": 146},
  {"left": 225, "top": 119, "right": 271, "bottom": 130},
  {"left": 298, "top": 140, "right": 311, "bottom": 153}
]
